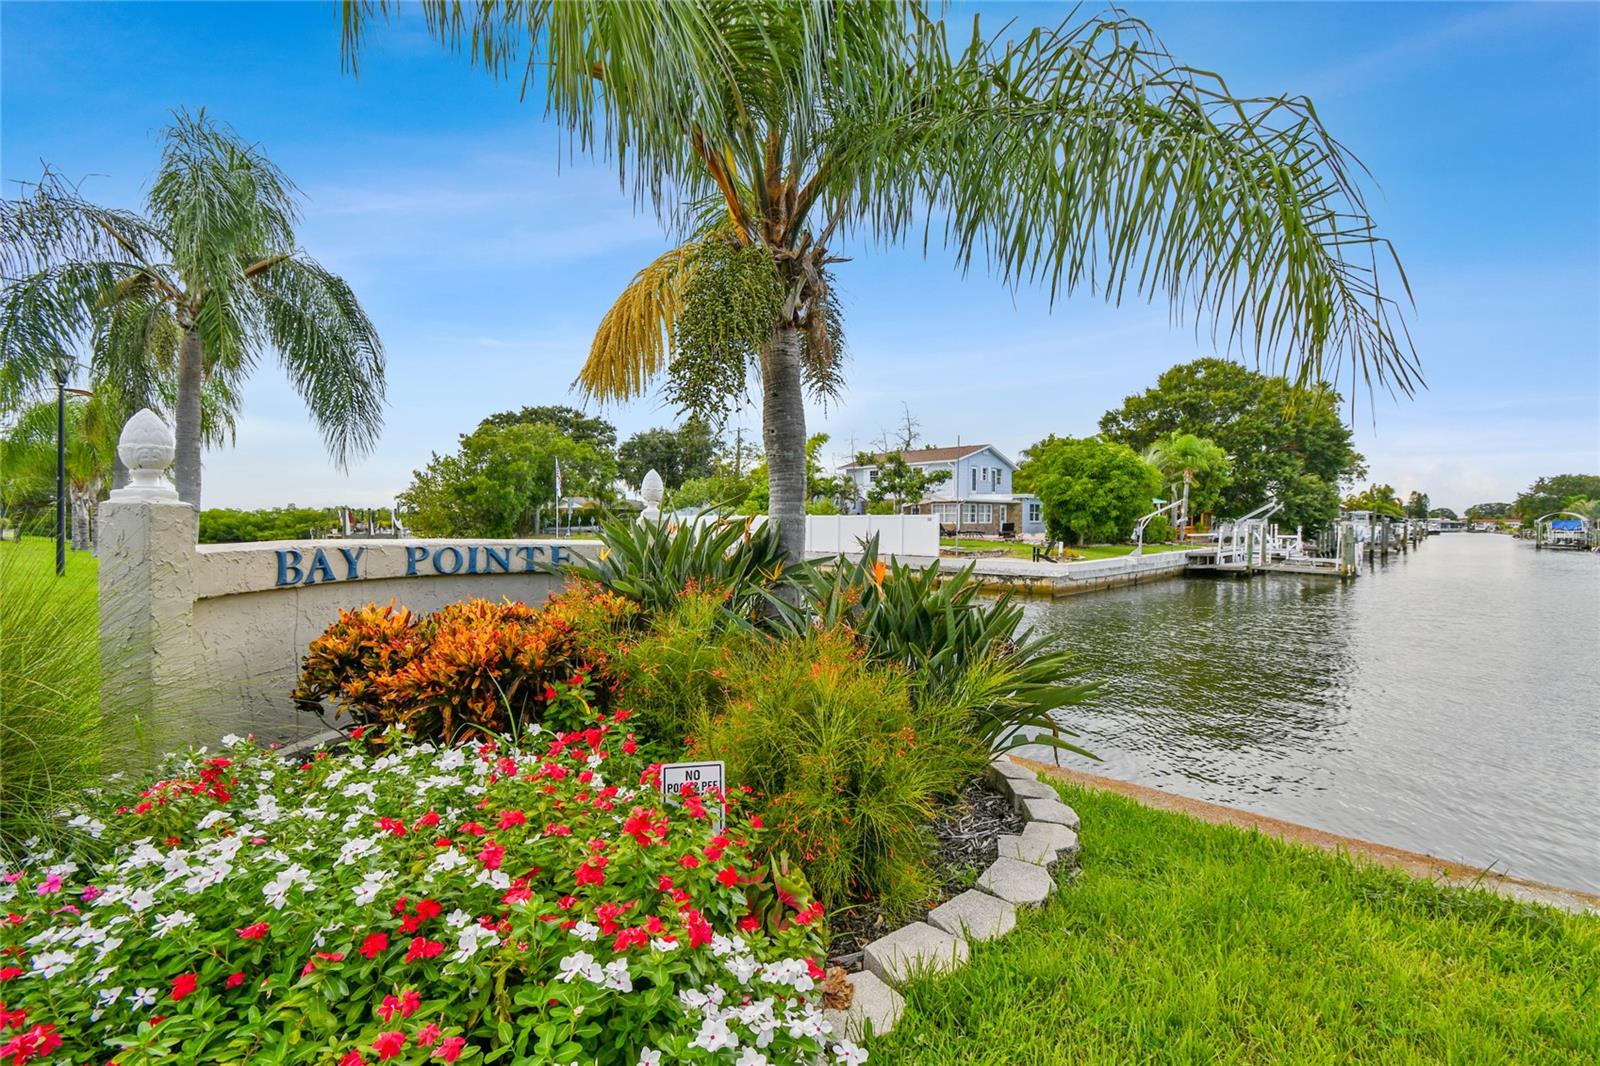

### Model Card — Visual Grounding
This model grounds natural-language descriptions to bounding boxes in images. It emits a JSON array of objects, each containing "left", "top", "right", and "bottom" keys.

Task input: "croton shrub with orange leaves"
[{"left": 293, "top": 584, "right": 638, "bottom": 743}]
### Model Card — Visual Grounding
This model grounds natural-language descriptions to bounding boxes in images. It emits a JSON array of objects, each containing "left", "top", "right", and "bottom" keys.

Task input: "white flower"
[
  {"left": 736, "top": 1049, "right": 769, "bottom": 1066},
  {"left": 834, "top": 1040, "right": 868, "bottom": 1065},
  {"left": 152, "top": 910, "right": 196, "bottom": 937},
  {"left": 31, "top": 949, "right": 75, "bottom": 978},
  {"left": 124, "top": 844, "right": 164, "bottom": 870},
  {"left": 341, "top": 781, "right": 376, "bottom": 800},
  {"left": 67, "top": 815, "right": 107, "bottom": 839},
  {"left": 569, "top": 921, "right": 599, "bottom": 943},
  {"left": 446, "top": 908, "right": 474, "bottom": 929},
  {"left": 452, "top": 923, "right": 500, "bottom": 963},
  {"left": 337, "top": 835, "right": 380, "bottom": 866},
  {"left": 196, "top": 810, "right": 229, "bottom": 831},
  {"left": 221, "top": 733, "right": 244, "bottom": 747},
  {"left": 127, "top": 986, "right": 157, "bottom": 1009},
  {"left": 637, "top": 1050, "right": 662, "bottom": 1066},
  {"left": 601, "top": 958, "right": 632, "bottom": 993},
  {"left": 97, "top": 985, "right": 123, "bottom": 1008},
  {"left": 352, "top": 874, "right": 387, "bottom": 906},
  {"left": 95, "top": 936, "right": 123, "bottom": 960},
  {"left": 473, "top": 868, "right": 510, "bottom": 891},
  {"left": 556, "top": 951, "right": 603, "bottom": 984},
  {"left": 125, "top": 888, "right": 156, "bottom": 913},
  {"left": 726, "top": 954, "right": 760, "bottom": 984},
  {"left": 89, "top": 966, "right": 116, "bottom": 986},
  {"left": 691, "top": 1017, "right": 738, "bottom": 1053},
  {"left": 429, "top": 849, "right": 469, "bottom": 876},
  {"left": 651, "top": 938, "right": 679, "bottom": 953}
]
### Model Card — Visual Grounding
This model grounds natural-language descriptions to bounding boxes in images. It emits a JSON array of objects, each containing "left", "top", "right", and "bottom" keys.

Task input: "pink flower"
[
  {"left": 80, "top": 884, "right": 103, "bottom": 902},
  {"left": 35, "top": 875, "right": 61, "bottom": 896},
  {"left": 477, "top": 841, "right": 505, "bottom": 871},
  {"left": 340, "top": 1053, "right": 364, "bottom": 1066},
  {"left": 237, "top": 922, "right": 270, "bottom": 940},
  {"left": 399, "top": 988, "right": 421, "bottom": 1018},
  {"left": 434, "top": 1036, "right": 467, "bottom": 1063},
  {"left": 416, "top": 1023, "right": 442, "bottom": 1048}
]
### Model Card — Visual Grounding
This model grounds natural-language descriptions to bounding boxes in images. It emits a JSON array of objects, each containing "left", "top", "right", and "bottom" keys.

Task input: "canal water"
[{"left": 1016, "top": 533, "right": 1600, "bottom": 894}]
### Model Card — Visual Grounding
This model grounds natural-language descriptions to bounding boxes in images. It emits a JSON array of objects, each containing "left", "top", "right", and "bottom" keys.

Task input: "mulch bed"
[{"left": 827, "top": 776, "right": 1024, "bottom": 968}]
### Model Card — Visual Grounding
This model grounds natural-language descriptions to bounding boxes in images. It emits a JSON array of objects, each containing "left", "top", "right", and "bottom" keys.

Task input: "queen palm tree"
[
  {"left": 0, "top": 109, "right": 385, "bottom": 510},
  {"left": 344, "top": 2, "right": 1419, "bottom": 563},
  {"left": 1144, "top": 432, "right": 1231, "bottom": 533},
  {"left": 0, "top": 394, "right": 115, "bottom": 550}
]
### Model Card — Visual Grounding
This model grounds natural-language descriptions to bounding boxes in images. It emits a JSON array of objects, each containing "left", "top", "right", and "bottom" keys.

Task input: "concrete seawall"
[{"left": 819, "top": 549, "right": 1198, "bottom": 598}]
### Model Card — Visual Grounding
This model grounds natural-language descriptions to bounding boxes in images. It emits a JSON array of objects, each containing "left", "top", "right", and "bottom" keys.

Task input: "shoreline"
[{"left": 1011, "top": 755, "right": 1600, "bottom": 915}]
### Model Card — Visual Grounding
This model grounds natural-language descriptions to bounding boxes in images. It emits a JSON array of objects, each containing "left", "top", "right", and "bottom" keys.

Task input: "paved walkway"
[{"left": 1013, "top": 756, "right": 1600, "bottom": 915}]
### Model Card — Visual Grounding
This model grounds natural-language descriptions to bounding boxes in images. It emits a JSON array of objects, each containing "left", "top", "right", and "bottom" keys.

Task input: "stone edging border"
[{"left": 823, "top": 757, "right": 1081, "bottom": 1041}]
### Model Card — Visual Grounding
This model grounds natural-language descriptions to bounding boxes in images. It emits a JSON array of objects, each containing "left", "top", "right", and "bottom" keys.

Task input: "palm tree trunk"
[
  {"left": 174, "top": 327, "right": 204, "bottom": 510},
  {"left": 69, "top": 489, "right": 91, "bottom": 551},
  {"left": 761, "top": 324, "right": 808, "bottom": 564},
  {"left": 1181, "top": 471, "right": 1192, "bottom": 535}
]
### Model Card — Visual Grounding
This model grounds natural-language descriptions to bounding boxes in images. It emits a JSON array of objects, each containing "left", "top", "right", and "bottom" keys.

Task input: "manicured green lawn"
[
  {"left": 939, "top": 539, "right": 1192, "bottom": 562},
  {"left": 871, "top": 779, "right": 1599, "bottom": 1064}
]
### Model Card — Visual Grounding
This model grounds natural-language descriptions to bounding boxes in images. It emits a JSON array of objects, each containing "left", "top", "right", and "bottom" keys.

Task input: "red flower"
[
  {"left": 416, "top": 1023, "right": 442, "bottom": 1048},
  {"left": 612, "top": 927, "right": 650, "bottom": 952},
  {"left": 372, "top": 1030, "right": 406, "bottom": 1060},
  {"left": 0, "top": 1024, "right": 62, "bottom": 1065},
  {"left": 405, "top": 937, "right": 444, "bottom": 963},
  {"left": 737, "top": 914, "right": 760, "bottom": 933},
  {"left": 359, "top": 933, "right": 390, "bottom": 959},
  {"left": 457, "top": 821, "right": 485, "bottom": 837},
  {"left": 414, "top": 899, "right": 441, "bottom": 923},
  {"left": 716, "top": 866, "right": 740, "bottom": 888},
  {"left": 677, "top": 854, "right": 700, "bottom": 869},
  {"left": 685, "top": 910, "right": 713, "bottom": 949},
  {"left": 377, "top": 816, "right": 407, "bottom": 837},
  {"left": 378, "top": 994, "right": 402, "bottom": 1022},
  {"left": 400, "top": 988, "right": 421, "bottom": 1018},
  {"left": 0, "top": 968, "right": 24, "bottom": 982},
  {"left": 170, "top": 972, "right": 198, "bottom": 1001},
  {"left": 225, "top": 971, "right": 246, "bottom": 988},
  {"left": 416, "top": 810, "right": 440, "bottom": 829},
  {"left": 574, "top": 860, "right": 606, "bottom": 887},
  {"left": 237, "top": 922, "right": 270, "bottom": 939},
  {"left": 435, "top": 1036, "right": 467, "bottom": 1063},
  {"left": 477, "top": 841, "right": 505, "bottom": 871},
  {"left": 496, "top": 809, "right": 526, "bottom": 830}
]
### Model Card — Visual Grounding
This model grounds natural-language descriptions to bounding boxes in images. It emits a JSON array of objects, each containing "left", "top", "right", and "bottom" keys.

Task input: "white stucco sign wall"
[{"left": 98, "top": 411, "right": 590, "bottom": 748}]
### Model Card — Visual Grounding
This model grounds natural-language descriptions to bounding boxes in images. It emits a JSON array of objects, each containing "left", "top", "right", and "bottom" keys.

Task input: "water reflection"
[{"left": 1016, "top": 535, "right": 1600, "bottom": 893}]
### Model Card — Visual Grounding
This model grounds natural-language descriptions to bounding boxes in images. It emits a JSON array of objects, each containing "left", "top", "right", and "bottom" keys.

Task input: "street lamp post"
[{"left": 53, "top": 374, "right": 94, "bottom": 577}]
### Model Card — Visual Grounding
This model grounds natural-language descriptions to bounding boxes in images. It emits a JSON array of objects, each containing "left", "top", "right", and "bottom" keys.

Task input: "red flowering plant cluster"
[
  {"left": 0, "top": 688, "right": 862, "bottom": 1066},
  {"left": 293, "top": 584, "right": 637, "bottom": 742}
]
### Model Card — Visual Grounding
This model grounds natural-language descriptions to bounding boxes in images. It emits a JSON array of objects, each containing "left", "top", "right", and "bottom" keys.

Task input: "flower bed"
[{"left": 0, "top": 697, "right": 866, "bottom": 1065}]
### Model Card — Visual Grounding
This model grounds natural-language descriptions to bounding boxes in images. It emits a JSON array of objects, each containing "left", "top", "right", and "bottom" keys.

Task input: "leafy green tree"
[
  {"left": 399, "top": 422, "right": 615, "bottom": 537},
  {"left": 1405, "top": 491, "right": 1430, "bottom": 521},
  {"left": 345, "top": 3, "right": 1416, "bottom": 563},
  {"left": 1465, "top": 502, "right": 1509, "bottom": 519},
  {"left": 480, "top": 405, "right": 616, "bottom": 453},
  {"left": 1, "top": 111, "right": 385, "bottom": 510},
  {"left": 617, "top": 419, "right": 719, "bottom": 490},
  {"left": 1345, "top": 484, "right": 1405, "bottom": 519},
  {"left": 1024, "top": 436, "right": 1161, "bottom": 546},
  {"left": 669, "top": 472, "right": 755, "bottom": 514},
  {"left": 1100, "top": 358, "right": 1365, "bottom": 530},
  {"left": 1512, "top": 474, "right": 1600, "bottom": 521},
  {"left": 197, "top": 506, "right": 357, "bottom": 543},
  {"left": 1142, "top": 432, "right": 1231, "bottom": 530},
  {"left": 0, "top": 394, "right": 115, "bottom": 549},
  {"left": 861, "top": 451, "right": 952, "bottom": 512},
  {"left": 1429, "top": 507, "right": 1460, "bottom": 521}
]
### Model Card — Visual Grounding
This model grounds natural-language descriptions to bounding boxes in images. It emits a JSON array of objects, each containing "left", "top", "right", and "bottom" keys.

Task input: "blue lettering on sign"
[
  {"left": 275, "top": 549, "right": 304, "bottom": 587},
  {"left": 337, "top": 546, "right": 366, "bottom": 580},
  {"left": 305, "top": 548, "right": 337, "bottom": 585},
  {"left": 276, "top": 544, "right": 564, "bottom": 585}
]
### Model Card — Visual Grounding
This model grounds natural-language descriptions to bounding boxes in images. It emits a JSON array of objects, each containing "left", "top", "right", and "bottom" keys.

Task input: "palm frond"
[
  {"left": 251, "top": 254, "right": 386, "bottom": 468},
  {"left": 578, "top": 239, "right": 700, "bottom": 402}
]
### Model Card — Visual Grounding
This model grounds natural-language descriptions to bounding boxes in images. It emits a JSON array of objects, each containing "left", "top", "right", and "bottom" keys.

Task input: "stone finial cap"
[
  {"left": 639, "top": 468, "right": 664, "bottom": 522},
  {"left": 109, "top": 408, "right": 180, "bottom": 502}
]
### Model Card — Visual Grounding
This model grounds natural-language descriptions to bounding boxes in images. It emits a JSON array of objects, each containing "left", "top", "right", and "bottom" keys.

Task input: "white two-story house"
[{"left": 841, "top": 444, "right": 1046, "bottom": 537}]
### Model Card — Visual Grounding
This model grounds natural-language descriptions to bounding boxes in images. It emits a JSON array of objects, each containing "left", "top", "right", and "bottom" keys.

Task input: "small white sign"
[{"left": 660, "top": 760, "right": 726, "bottom": 832}]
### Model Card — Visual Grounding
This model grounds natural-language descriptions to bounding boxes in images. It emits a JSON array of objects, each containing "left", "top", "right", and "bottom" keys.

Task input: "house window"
[
  {"left": 962, "top": 503, "right": 992, "bottom": 524},
  {"left": 971, "top": 468, "right": 978, "bottom": 491},
  {"left": 868, "top": 468, "right": 879, "bottom": 482},
  {"left": 1027, "top": 502, "right": 1042, "bottom": 524},
  {"left": 934, "top": 503, "right": 959, "bottom": 523}
]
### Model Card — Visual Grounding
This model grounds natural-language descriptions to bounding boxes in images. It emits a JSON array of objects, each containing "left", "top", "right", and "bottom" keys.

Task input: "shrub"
[
  {"left": 0, "top": 698, "right": 863, "bottom": 1065},
  {"left": 695, "top": 627, "right": 983, "bottom": 918},
  {"left": 609, "top": 591, "right": 744, "bottom": 751},
  {"left": 782, "top": 544, "right": 1100, "bottom": 759},
  {"left": 564, "top": 514, "right": 788, "bottom": 622},
  {"left": 293, "top": 585, "right": 636, "bottom": 743}
]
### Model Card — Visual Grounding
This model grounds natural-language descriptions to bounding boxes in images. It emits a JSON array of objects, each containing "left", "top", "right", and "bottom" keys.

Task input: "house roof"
[
  {"left": 921, "top": 493, "right": 1040, "bottom": 504},
  {"left": 844, "top": 444, "right": 992, "bottom": 468}
]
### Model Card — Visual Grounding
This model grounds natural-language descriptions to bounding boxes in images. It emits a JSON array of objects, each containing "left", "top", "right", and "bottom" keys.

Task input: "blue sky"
[{"left": 3, "top": 1, "right": 1596, "bottom": 513}]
